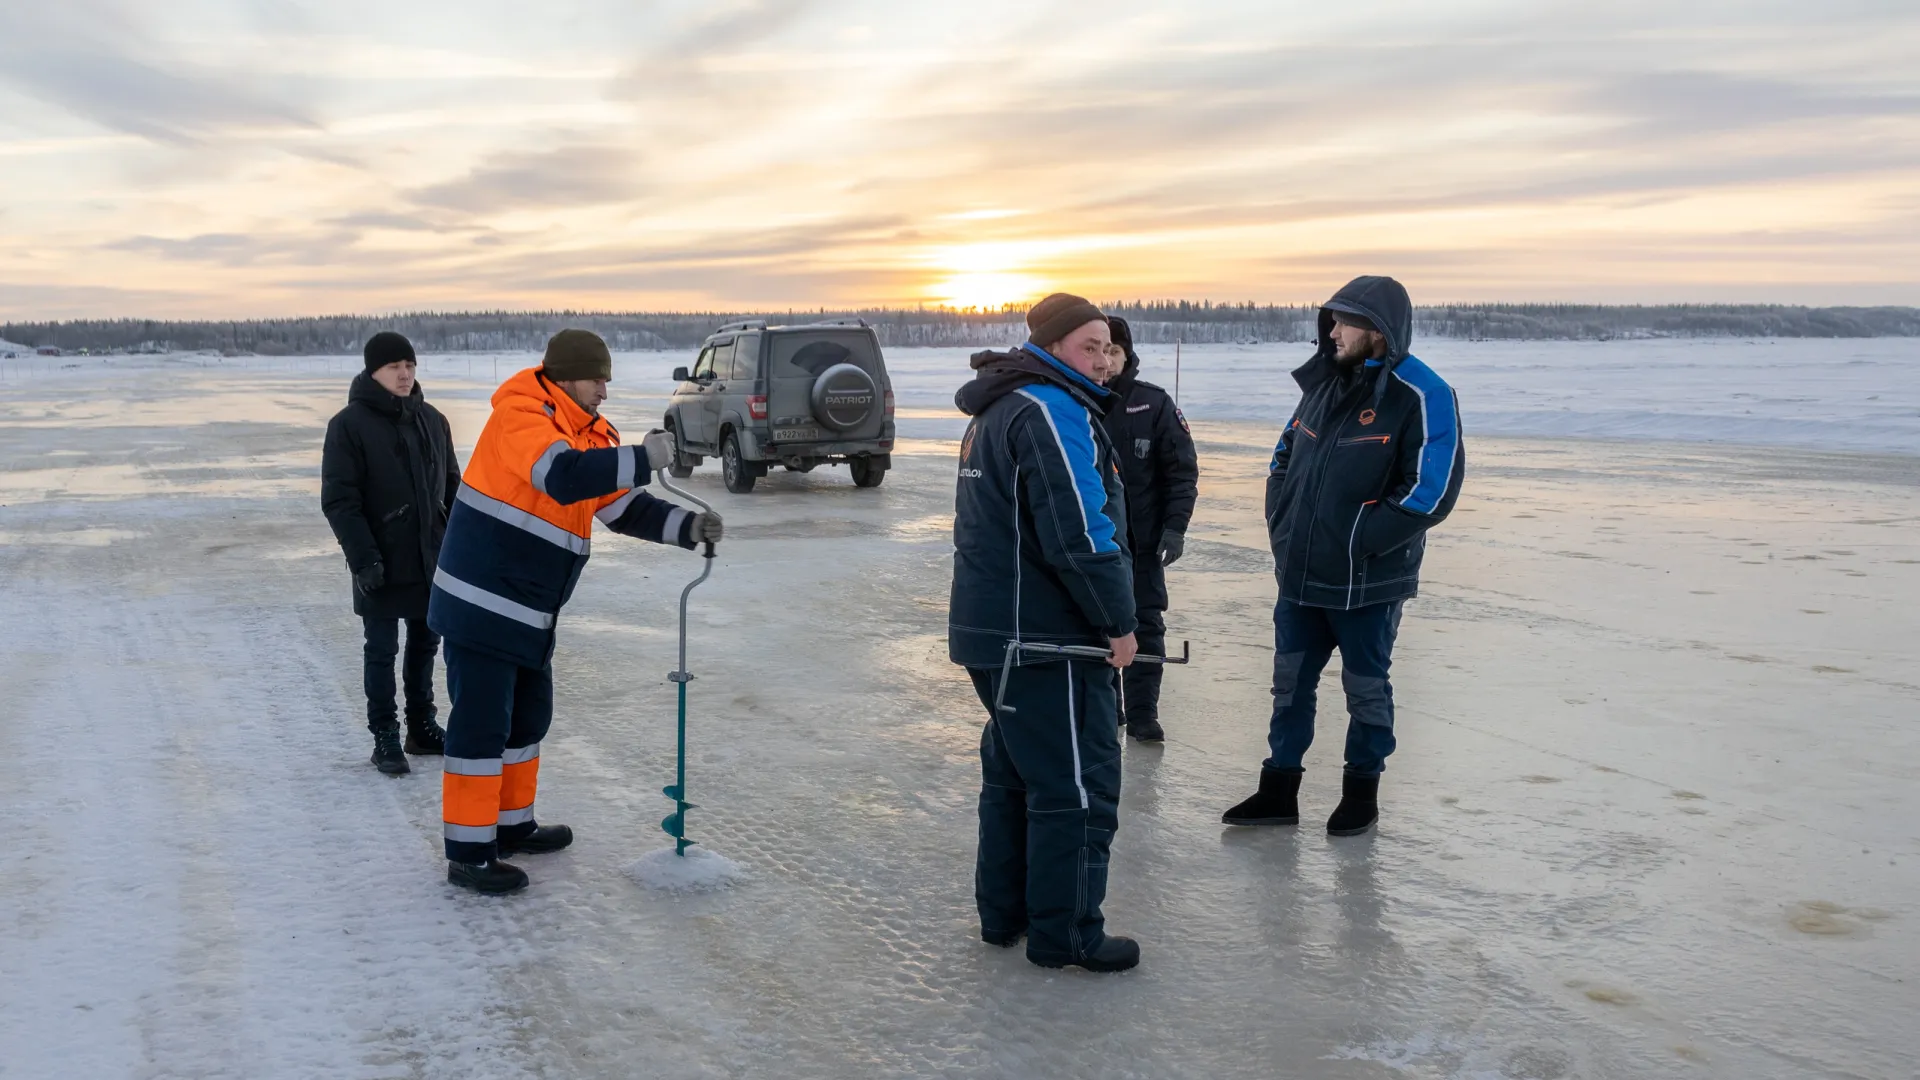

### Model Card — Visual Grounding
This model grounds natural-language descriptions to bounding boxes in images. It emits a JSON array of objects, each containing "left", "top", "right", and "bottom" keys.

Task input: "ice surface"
[
  {"left": 2, "top": 348, "right": 1916, "bottom": 1078},
  {"left": 625, "top": 846, "right": 749, "bottom": 892}
]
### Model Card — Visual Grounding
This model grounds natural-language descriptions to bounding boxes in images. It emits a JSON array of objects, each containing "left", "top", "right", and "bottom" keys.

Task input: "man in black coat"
[
  {"left": 321, "top": 332, "right": 463, "bottom": 776},
  {"left": 1098, "top": 316, "right": 1198, "bottom": 742},
  {"left": 1222, "top": 276, "right": 1463, "bottom": 836}
]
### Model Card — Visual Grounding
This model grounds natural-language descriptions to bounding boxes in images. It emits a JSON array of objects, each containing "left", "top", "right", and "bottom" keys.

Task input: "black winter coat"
[
  {"left": 1267, "top": 276, "right": 1464, "bottom": 610},
  {"left": 321, "top": 374, "right": 461, "bottom": 619},
  {"left": 1099, "top": 353, "right": 1198, "bottom": 559},
  {"left": 948, "top": 343, "right": 1137, "bottom": 669}
]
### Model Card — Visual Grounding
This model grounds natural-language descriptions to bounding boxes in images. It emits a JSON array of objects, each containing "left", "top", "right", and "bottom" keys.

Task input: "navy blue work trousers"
[
  {"left": 441, "top": 640, "right": 553, "bottom": 865},
  {"left": 1265, "top": 599, "right": 1403, "bottom": 777},
  {"left": 968, "top": 660, "right": 1122, "bottom": 965}
]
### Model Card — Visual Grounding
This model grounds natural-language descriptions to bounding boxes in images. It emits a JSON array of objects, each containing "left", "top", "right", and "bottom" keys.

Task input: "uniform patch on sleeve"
[{"left": 1175, "top": 406, "right": 1189, "bottom": 433}]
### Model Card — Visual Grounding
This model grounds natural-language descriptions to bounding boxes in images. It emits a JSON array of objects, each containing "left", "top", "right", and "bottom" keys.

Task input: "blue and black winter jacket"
[
  {"left": 948, "top": 344, "right": 1138, "bottom": 669},
  {"left": 1268, "top": 276, "right": 1465, "bottom": 609}
]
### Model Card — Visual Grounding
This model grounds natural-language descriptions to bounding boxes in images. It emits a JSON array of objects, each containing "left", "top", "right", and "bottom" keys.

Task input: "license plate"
[{"left": 773, "top": 427, "right": 822, "bottom": 442}]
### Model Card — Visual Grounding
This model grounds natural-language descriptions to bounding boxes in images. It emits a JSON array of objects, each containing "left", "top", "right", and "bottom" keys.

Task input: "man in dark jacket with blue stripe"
[
  {"left": 1223, "top": 276, "right": 1463, "bottom": 837},
  {"left": 950, "top": 293, "right": 1142, "bottom": 973}
]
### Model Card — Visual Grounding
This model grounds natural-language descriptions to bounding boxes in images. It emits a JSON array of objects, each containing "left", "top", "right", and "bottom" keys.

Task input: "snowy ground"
[{"left": 1, "top": 347, "right": 1916, "bottom": 1079}]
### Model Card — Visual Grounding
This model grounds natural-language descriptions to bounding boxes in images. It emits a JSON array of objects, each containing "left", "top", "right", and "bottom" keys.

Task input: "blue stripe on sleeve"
[
  {"left": 1016, "top": 385, "right": 1121, "bottom": 554},
  {"left": 1390, "top": 354, "right": 1460, "bottom": 515}
]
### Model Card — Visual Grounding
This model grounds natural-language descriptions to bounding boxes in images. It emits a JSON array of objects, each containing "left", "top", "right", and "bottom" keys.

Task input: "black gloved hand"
[
  {"left": 1159, "top": 530, "right": 1186, "bottom": 567},
  {"left": 354, "top": 562, "right": 386, "bottom": 594}
]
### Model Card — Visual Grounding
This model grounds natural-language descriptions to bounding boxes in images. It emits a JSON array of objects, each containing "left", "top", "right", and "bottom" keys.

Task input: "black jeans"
[{"left": 362, "top": 616, "right": 439, "bottom": 732}]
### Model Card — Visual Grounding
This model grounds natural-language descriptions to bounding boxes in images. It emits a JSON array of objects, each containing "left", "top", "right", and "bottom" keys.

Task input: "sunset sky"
[{"left": 2, "top": 1, "right": 1917, "bottom": 318}]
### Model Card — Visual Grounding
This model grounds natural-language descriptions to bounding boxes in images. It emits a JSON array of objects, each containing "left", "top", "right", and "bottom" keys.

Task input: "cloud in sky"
[{"left": 1, "top": 0, "right": 1918, "bottom": 317}]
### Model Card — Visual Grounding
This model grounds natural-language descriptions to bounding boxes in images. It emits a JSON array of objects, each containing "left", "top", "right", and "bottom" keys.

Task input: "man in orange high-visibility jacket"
[{"left": 429, "top": 329, "right": 723, "bottom": 894}]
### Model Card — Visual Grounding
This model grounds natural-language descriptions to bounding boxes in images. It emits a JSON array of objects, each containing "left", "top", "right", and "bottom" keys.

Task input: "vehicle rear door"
[{"left": 766, "top": 331, "right": 887, "bottom": 444}]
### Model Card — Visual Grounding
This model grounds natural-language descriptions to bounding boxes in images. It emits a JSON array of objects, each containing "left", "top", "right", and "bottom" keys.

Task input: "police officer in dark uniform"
[
  {"left": 1098, "top": 317, "right": 1198, "bottom": 742},
  {"left": 950, "top": 293, "right": 1142, "bottom": 973}
]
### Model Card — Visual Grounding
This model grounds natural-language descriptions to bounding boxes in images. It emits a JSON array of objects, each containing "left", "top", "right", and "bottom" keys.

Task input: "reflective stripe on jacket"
[{"left": 429, "top": 366, "right": 697, "bottom": 667}]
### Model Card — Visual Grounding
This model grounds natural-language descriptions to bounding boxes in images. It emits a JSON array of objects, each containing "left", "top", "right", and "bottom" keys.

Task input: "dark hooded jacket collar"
[
  {"left": 955, "top": 341, "right": 1113, "bottom": 417},
  {"left": 1295, "top": 274, "right": 1415, "bottom": 405},
  {"left": 349, "top": 371, "right": 423, "bottom": 418}
]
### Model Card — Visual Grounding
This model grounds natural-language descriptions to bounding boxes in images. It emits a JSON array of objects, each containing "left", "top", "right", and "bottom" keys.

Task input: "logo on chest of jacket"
[
  {"left": 959, "top": 422, "right": 978, "bottom": 463},
  {"left": 1126, "top": 403, "right": 1151, "bottom": 414},
  {"left": 1134, "top": 437, "right": 1151, "bottom": 459},
  {"left": 1359, "top": 409, "right": 1377, "bottom": 426}
]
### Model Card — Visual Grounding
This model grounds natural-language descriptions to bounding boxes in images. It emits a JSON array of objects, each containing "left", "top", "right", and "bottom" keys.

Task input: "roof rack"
[{"left": 714, "top": 319, "right": 768, "bottom": 333}]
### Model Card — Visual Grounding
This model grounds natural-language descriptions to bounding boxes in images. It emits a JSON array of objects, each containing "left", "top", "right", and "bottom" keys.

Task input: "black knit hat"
[
  {"left": 1026, "top": 292, "right": 1106, "bottom": 350},
  {"left": 1106, "top": 315, "right": 1134, "bottom": 353},
  {"left": 541, "top": 329, "right": 613, "bottom": 381},
  {"left": 363, "top": 331, "right": 415, "bottom": 373},
  {"left": 1328, "top": 309, "right": 1377, "bottom": 332}
]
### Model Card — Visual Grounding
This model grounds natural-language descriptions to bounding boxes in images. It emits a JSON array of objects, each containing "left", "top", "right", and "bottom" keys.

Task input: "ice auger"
[{"left": 655, "top": 469, "right": 716, "bottom": 856}]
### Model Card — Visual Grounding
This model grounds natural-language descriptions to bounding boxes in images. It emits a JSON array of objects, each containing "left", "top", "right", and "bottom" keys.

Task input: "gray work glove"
[
  {"left": 1159, "top": 530, "right": 1185, "bottom": 567},
  {"left": 353, "top": 562, "right": 386, "bottom": 594},
  {"left": 691, "top": 510, "right": 723, "bottom": 545},
  {"left": 641, "top": 429, "right": 676, "bottom": 475}
]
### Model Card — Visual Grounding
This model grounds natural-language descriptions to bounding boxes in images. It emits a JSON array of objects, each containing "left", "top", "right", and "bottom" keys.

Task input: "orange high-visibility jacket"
[{"left": 428, "top": 367, "right": 695, "bottom": 667}]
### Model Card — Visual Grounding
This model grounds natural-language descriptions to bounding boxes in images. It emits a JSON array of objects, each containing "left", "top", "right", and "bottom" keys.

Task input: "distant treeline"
[{"left": 7, "top": 302, "right": 1917, "bottom": 355}]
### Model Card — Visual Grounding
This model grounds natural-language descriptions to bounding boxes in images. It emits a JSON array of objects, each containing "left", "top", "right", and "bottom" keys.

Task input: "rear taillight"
[
  {"left": 883, "top": 390, "right": 895, "bottom": 418},
  {"left": 748, "top": 394, "right": 768, "bottom": 420}
]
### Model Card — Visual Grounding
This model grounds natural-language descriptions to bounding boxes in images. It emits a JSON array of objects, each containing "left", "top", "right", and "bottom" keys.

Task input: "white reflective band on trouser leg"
[
  {"left": 501, "top": 743, "right": 541, "bottom": 765},
  {"left": 444, "top": 822, "right": 497, "bottom": 843},
  {"left": 433, "top": 568, "right": 557, "bottom": 630},
  {"left": 497, "top": 807, "right": 536, "bottom": 826},
  {"left": 444, "top": 756, "right": 504, "bottom": 776}
]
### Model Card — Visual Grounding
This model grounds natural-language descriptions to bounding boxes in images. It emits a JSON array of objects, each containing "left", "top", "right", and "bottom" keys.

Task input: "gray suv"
[{"left": 663, "top": 319, "right": 895, "bottom": 493}]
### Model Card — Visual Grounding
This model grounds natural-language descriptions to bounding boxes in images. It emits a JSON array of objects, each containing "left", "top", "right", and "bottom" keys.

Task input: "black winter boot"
[
  {"left": 1030, "top": 935, "right": 1141, "bottom": 973},
  {"left": 370, "top": 727, "right": 410, "bottom": 776},
  {"left": 981, "top": 926, "right": 1025, "bottom": 948},
  {"left": 1221, "top": 767, "right": 1301, "bottom": 825},
  {"left": 447, "top": 859, "right": 529, "bottom": 894},
  {"left": 1327, "top": 773, "right": 1380, "bottom": 836},
  {"left": 404, "top": 712, "right": 446, "bottom": 756},
  {"left": 497, "top": 824, "right": 573, "bottom": 857},
  {"left": 1126, "top": 717, "right": 1166, "bottom": 742}
]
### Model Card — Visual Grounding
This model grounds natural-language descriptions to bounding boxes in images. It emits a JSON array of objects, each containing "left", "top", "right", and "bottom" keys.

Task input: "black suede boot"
[
  {"left": 404, "top": 711, "right": 446, "bottom": 755},
  {"left": 370, "top": 726, "right": 409, "bottom": 776},
  {"left": 1327, "top": 773, "right": 1380, "bottom": 836},
  {"left": 497, "top": 824, "right": 573, "bottom": 856},
  {"left": 447, "top": 859, "right": 529, "bottom": 894},
  {"left": 1221, "top": 767, "right": 1301, "bottom": 826},
  {"left": 1030, "top": 935, "right": 1140, "bottom": 973}
]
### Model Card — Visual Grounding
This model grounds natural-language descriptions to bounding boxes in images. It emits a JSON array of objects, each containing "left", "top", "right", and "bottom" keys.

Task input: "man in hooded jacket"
[
  {"left": 321, "top": 331, "right": 461, "bottom": 776},
  {"left": 429, "top": 329, "right": 722, "bottom": 894},
  {"left": 1222, "top": 276, "right": 1463, "bottom": 836},
  {"left": 950, "top": 292, "right": 1143, "bottom": 973},
  {"left": 1098, "top": 316, "right": 1198, "bottom": 742}
]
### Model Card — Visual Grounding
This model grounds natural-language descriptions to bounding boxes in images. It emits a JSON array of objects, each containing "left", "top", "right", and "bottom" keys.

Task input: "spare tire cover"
[{"left": 810, "top": 362, "right": 878, "bottom": 432}]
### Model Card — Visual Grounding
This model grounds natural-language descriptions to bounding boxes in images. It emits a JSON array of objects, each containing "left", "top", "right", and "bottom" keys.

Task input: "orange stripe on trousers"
[
  {"left": 501, "top": 757, "right": 540, "bottom": 812},
  {"left": 444, "top": 772, "right": 503, "bottom": 827}
]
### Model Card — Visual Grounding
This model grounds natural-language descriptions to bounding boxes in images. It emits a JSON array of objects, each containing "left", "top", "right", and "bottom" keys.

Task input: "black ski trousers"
[
  {"left": 362, "top": 616, "right": 438, "bottom": 732},
  {"left": 1121, "top": 559, "right": 1168, "bottom": 726},
  {"left": 968, "top": 660, "right": 1122, "bottom": 965}
]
